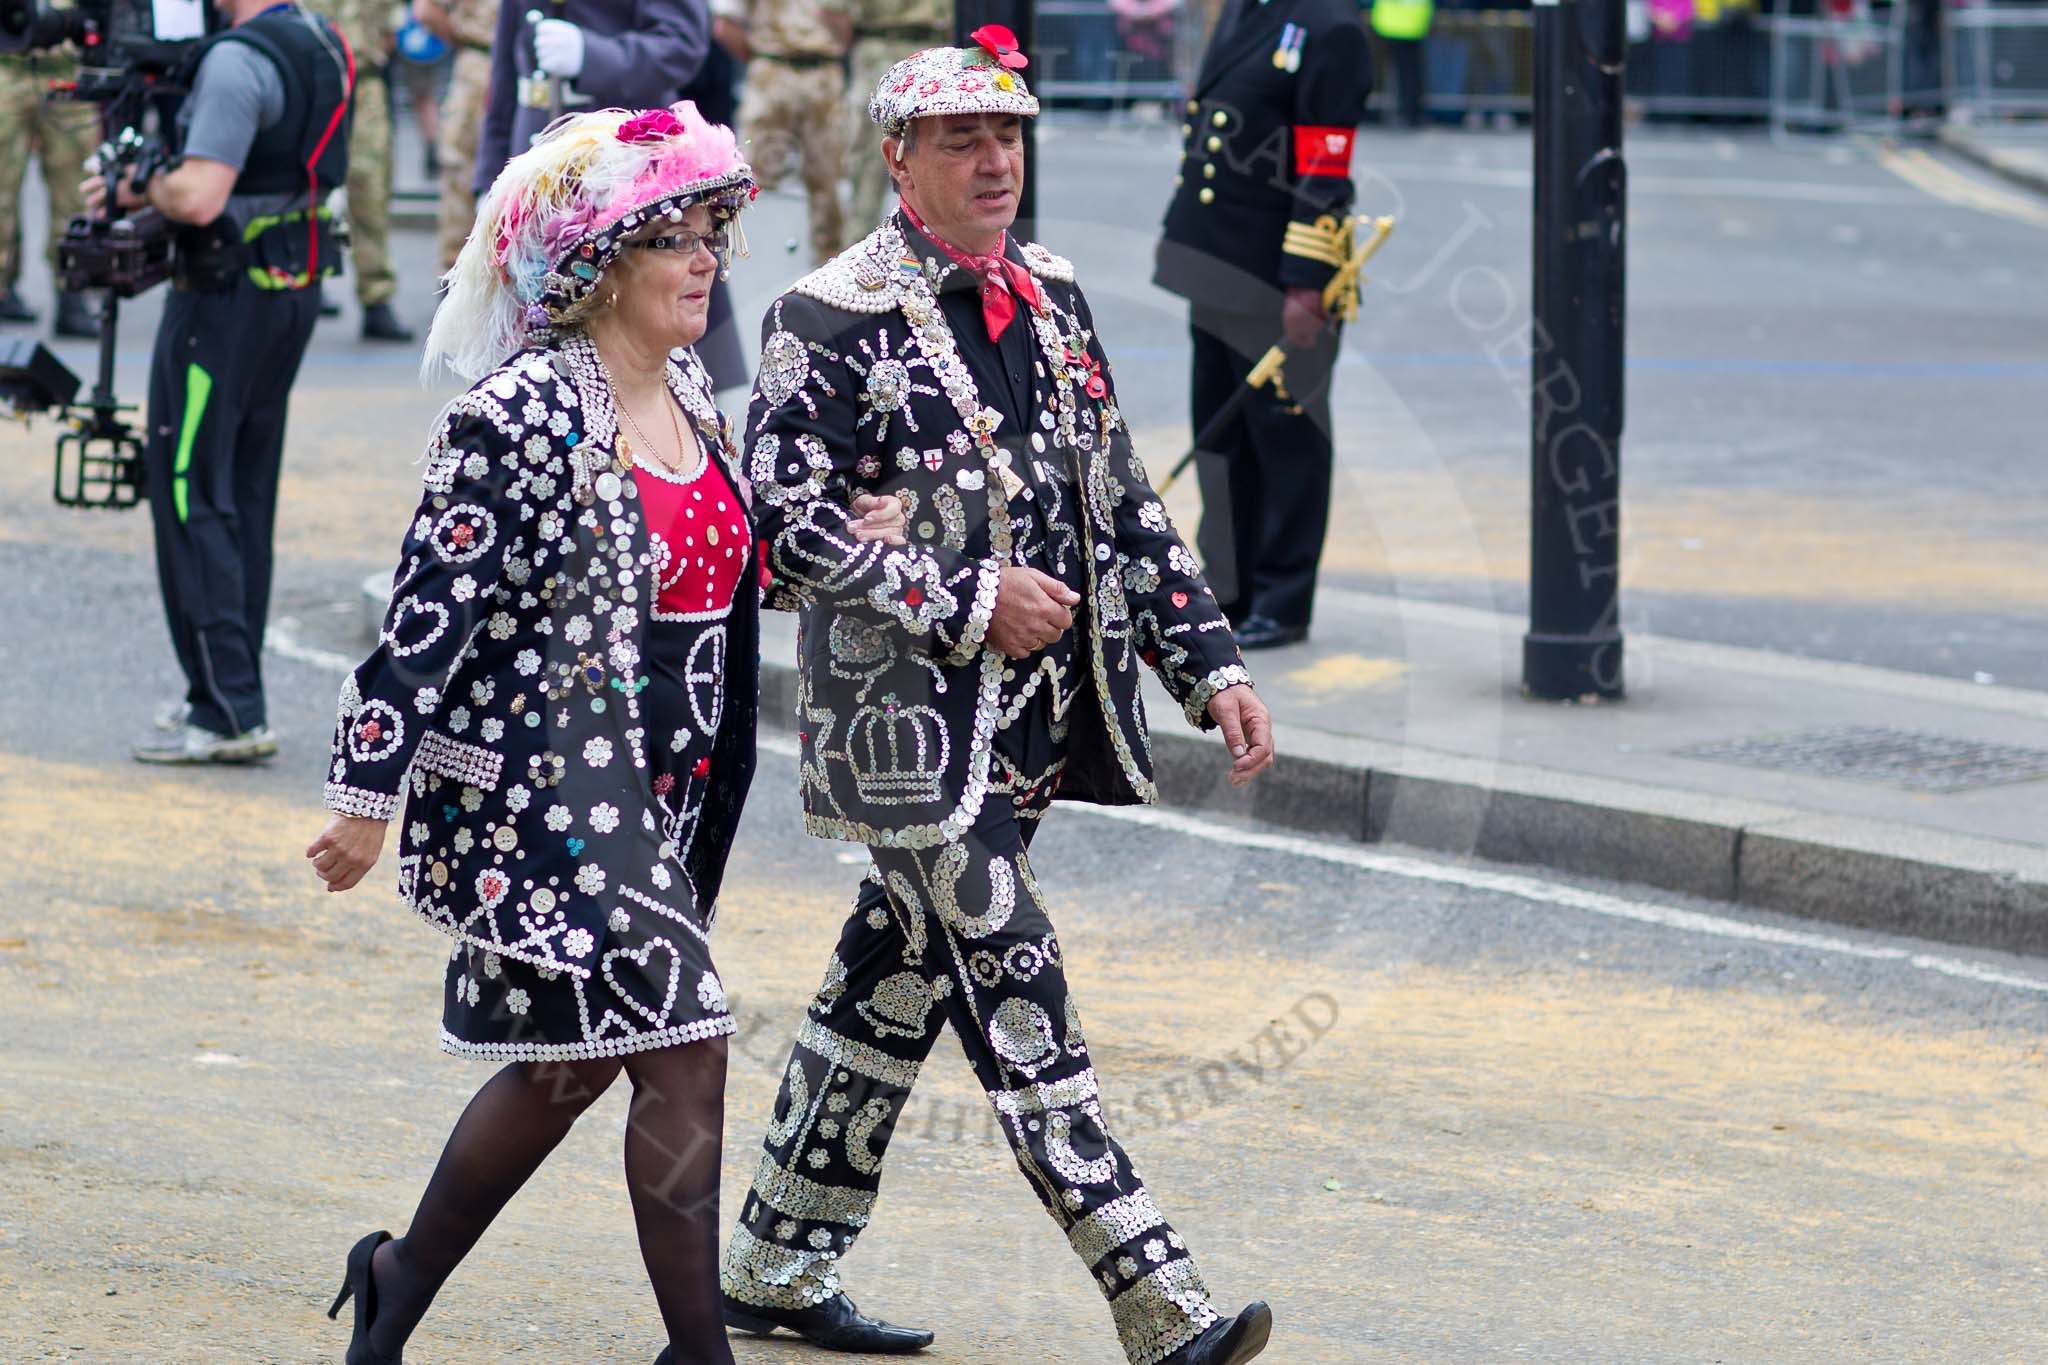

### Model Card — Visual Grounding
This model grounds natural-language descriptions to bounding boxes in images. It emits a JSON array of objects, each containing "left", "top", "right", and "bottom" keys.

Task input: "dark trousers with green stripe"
[{"left": 145, "top": 279, "right": 320, "bottom": 736}]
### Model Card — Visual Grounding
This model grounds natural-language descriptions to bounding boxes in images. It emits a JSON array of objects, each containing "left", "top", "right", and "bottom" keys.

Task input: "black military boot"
[
  {"left": 53, "top": 290, "right": 98, "bottom": 339},
  {"left": 0, "top": 287, "right": 36, "bottom": 323},
  {"left": 360, "top": 302, "right": 415, "bottom": 343}
]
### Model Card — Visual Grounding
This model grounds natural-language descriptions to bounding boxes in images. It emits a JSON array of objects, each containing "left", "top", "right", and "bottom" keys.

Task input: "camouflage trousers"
[
  {"left": 344, "top": 69, "right": 396, "bottom": 307},
  {"left": 721, "top": 765, "right": 1223, "bottom": 1365},
  {"left": 0, "top": 65, "right": 94, "bottom": 290},
  {"left": 842, "top": 33, "right": 944, "bottom": 245},
  {"left": 736, "top": 55, "right": 846, "bottom": 268},
  {"left": 435, "top": 47, "right": 491, "bottom": 274}
]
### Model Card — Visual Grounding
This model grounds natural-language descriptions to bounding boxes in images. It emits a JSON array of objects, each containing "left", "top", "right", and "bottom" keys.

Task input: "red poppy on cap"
[{"left": 971, "top": 23, "right": 1029, "bottom": 69}]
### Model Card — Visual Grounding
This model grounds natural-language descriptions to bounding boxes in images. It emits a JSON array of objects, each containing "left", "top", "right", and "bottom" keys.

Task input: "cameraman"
[{"left": 85, "top": 0, "right": 354, "bottom": 766}]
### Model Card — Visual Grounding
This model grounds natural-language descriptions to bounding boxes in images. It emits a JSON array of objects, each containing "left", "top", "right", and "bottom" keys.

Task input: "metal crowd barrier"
[
  {"left": 1034, "top": 0, "right": 1190, "bottom": 103},
  {"left": 1947, "top": 1, "right": 2048, "bottom": 116},
  {"left": 1769, "top": 11, "right": 1907, "bottom": 134}
]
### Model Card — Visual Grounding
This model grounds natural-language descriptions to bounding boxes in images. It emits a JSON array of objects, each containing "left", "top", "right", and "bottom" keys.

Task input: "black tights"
[{"left": 367, "top": 1039, "right": 734, "bottom": 1364}]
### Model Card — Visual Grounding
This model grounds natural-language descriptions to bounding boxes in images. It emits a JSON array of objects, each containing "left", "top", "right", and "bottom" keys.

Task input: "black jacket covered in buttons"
[{"left": 1154, "top": 0, "right": 1372, "bottom": 316}]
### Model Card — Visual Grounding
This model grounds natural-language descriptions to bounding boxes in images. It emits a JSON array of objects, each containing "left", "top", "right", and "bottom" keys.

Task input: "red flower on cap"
[
  {"left": 971, "top": 23, "right": 1029, "bottom": 69},
  {"left": 617, "top": 109, "right": 684, "bottom": 143}
]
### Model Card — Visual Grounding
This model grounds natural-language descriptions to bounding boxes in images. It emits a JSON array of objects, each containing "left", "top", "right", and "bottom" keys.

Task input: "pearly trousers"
[{"left": 721, "top": 742, "right": 1223, "bottom": 1365}]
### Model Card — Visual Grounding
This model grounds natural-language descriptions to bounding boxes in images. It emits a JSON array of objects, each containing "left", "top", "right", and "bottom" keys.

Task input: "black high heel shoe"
[{"left": 327, "top": 1229, "right": 403, "bottom": 1365}]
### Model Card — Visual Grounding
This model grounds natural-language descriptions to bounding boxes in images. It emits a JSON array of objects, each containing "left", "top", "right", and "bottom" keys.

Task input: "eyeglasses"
[{"left": 630, "top": 229, "right": 730, "bottom": 258}]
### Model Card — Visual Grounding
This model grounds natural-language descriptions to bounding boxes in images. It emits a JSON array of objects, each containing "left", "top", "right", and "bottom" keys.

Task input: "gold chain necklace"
[{"left": 597, "top": 351, "right": 697, "bottom": 477}]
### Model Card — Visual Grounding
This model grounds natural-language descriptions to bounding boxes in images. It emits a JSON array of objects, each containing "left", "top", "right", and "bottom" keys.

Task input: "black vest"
[
  {"left": 172, "top": 7, "right": 354, "bottom": 290},
  {"left": 193, "top": 6, "right": 354, "bottom": 198}
]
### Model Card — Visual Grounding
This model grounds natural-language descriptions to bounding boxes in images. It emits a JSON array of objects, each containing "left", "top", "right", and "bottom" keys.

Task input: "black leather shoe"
[
  {"left": 53, "top": 290, "right": 97, "bottom": 338},
  {"left": 0, "top": 287, "right": 35, "bottom": 323},
  {"left": 361, "top": 303, "right": 416, "bottom": 342},
  {"left": 1164, "top": 1301, "right": 1273, "bottom": 1365},
  {"left": 722, "top": 1292, "right": 933, "bottom": 1353},
  {"left": 1234, "top": 615, "right": 1308, "bottom": 651}
]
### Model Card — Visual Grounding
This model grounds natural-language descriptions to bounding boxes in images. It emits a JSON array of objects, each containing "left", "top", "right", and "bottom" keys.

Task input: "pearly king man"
[{"left": 718, "top": 30, "right": 1281, "bottom": 1365}]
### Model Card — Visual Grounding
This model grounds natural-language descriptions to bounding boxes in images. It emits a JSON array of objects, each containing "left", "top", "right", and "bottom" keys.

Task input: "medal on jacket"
[{"left": 1273, "top": 23, "right": 1305, "bottom": 72}]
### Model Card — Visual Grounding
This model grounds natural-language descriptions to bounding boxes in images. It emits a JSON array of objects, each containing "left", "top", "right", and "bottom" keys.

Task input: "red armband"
[{"left": 1294, "top": 126, "right": 1355, "bottom": 178}]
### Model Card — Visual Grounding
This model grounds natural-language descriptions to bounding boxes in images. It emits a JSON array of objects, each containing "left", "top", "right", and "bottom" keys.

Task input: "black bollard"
[
  {"left": 1524, "top": 0, "right": 1626, "bottom": 701},
  {"left": 954, "top": 0, "right": 1039, "bottom": 243}
]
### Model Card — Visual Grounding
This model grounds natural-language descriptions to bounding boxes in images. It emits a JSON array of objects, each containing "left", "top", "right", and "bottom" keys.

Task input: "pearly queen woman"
[
  {"left": 720, "top": 31, "right": 1281, "bottom": 1365},
  {"left": 304, "top": 101, "right": 908, "bottom": 1365}
]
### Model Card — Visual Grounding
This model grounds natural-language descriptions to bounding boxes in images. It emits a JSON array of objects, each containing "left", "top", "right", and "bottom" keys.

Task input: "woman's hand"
[
  {"left": 306, "top": 814, "right": 389, "bottom": 893},
  {"left": 849, "top": 492, "right": 909, "bottom": 546}
]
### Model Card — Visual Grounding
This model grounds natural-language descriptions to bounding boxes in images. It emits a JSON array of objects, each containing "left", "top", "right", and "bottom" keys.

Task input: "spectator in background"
[
  {"left": 0, "top": 47, "right": 96, "bottom": 337},
  {"left": 475, "top": 0, "right": 710, "bottom": 198},
  {"left": 841, "top": 0, "right": 951, "bottom": 242},
  {"left": 718, "top": 0, "right": 850, "bottom": 265},
  {"left": 413, "top": 0, "right": 497, "bottom": 275},
  {"left": 1112, "top": 0, "right": 1179, "bottom": 68},
  {"left": 681, "top": 9, "right": 751, "bottom": 389},
  {"left": 1647, "top": 0, "right": 1697, "bottom": 105},
  {"left": 329, "top": 0, "right": 417, "bottom": 340},
  {"left": 1371, "top": 0, "right": 1434, "bottom": 127},
  {"left": 394, "top": 7, "right": 453, "bottom": 178}
]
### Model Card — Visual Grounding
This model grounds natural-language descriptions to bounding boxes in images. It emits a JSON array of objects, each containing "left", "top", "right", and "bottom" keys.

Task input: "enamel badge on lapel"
[{"left": 1062, "top": 345, "right": 1107, "bottom": 401}]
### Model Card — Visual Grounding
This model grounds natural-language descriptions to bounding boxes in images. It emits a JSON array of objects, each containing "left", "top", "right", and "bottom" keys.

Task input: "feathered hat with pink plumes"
[{"left": 424, "top": 101, "right": 754, "bottom": 382}]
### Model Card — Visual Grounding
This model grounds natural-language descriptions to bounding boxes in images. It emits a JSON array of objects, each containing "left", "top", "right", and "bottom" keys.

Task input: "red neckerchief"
[{"left": 900, "top": 201, "right": 1043, "bottom": 343}]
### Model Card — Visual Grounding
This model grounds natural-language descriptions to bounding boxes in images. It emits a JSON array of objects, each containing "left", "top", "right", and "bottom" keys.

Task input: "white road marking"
[
  {"left": 757, "top": 732, "right": 2048, "bottom": 993},
  {"left": 1099, "top": 803, "right": 2048, "bottom": 995},
  {"left": 268, "top": 617, "right": 360, "bottom": 675},
  {"left": 279, "top": 631, "right": 2048, "bottom": 998}
]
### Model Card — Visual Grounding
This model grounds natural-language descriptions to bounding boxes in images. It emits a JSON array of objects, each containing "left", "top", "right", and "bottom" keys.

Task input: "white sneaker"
[
  {"left": 133, "top": 723, "right": 279, "bottom": 765},
  {"left": 152, "top": 699, "right": 192, "bottom": 732}
]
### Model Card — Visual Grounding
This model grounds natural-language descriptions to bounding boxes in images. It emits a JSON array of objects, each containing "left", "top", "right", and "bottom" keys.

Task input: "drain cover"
[{"left": 1676, "top": 725, "right": 2048, "bottom": 793}]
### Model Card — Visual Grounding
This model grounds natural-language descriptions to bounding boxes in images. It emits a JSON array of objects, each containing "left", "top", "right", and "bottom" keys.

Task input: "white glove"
[{"left": 533, "top": 18, "right": 585, "bottom": 78}]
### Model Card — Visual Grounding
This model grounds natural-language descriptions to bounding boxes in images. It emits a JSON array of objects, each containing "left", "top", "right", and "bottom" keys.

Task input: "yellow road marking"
[
  {"left": 1873, "top": 142, "right": 2048, "bottom": 230},
  {"left": 1283, "top": 652, "right": 1409, "bottom": 696}
]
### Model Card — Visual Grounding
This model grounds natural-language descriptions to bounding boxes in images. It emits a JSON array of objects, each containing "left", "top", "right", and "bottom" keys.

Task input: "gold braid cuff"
[{"left": 1281, "top": 214, "right": 1350, "bottom": 267}]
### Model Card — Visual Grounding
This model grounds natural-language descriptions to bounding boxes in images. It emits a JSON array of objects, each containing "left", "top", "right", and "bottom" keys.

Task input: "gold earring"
[{"left": 608, "top": 289, "right": 619, "bottom": 309}]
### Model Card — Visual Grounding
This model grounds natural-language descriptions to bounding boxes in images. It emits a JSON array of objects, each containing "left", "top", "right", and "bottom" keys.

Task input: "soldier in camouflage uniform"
[
  {"left": 725, "top": 0, "right": 850, "bottom": 265},
  {"left": 325, "top": 0, "right": 414, "bottom": 340},
  {"left": 0, "top": 51, "right": 98, "bottom": 337},
  {"left": 840, "top": 0, "right": 949, "bottom": 241},
  {"left": 414, "top": 0, "right": 495, "bottom": 274}
]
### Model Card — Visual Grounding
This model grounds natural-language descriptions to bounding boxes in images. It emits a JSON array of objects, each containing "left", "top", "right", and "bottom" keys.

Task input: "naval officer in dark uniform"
[{"left": 1154, "top": 0, "right": 1370, "bottom": 649}]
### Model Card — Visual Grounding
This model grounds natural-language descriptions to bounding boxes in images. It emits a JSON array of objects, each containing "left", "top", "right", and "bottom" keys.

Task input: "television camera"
[{"left": 0, "top": 0, "right": 213, "bottom": 507}]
